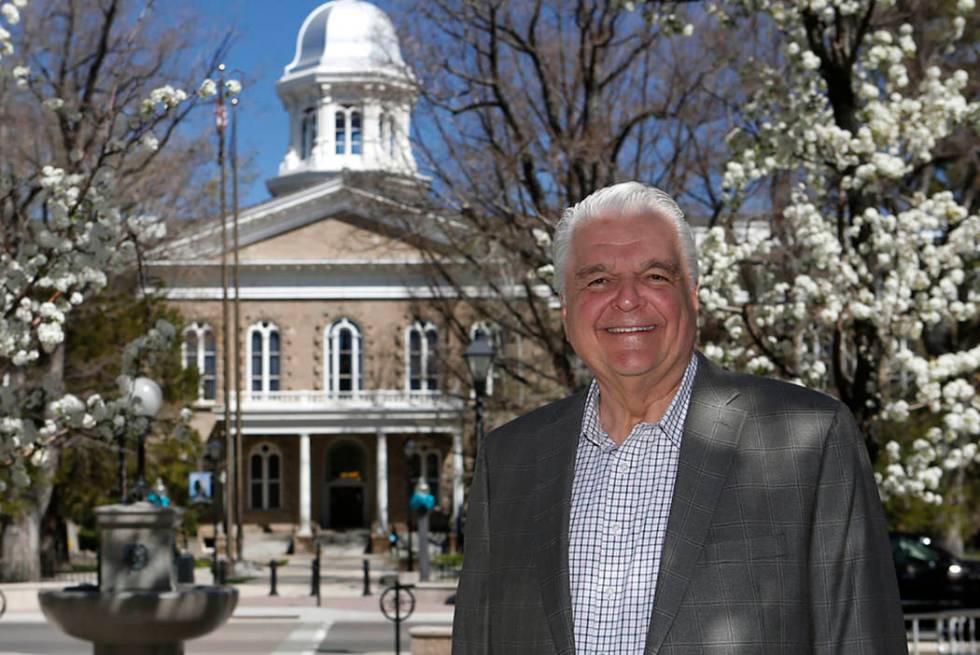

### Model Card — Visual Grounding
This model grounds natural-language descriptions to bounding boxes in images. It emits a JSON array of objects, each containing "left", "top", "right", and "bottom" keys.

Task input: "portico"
[{"left": 226, "top": 390, "right": 465, "bottom": 536}]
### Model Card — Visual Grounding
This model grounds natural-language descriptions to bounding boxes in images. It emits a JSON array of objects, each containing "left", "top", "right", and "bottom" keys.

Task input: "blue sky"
[{"left": 191, "top": 0, "right": 396, "bottom": 207}]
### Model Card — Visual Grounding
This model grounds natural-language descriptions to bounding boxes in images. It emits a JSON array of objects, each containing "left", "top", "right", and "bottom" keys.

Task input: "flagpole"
[
  {"left": 215, "top": 63, "right": 235, "bottom": 568},
  {"left": 230, "top": 94, "right": 245, "bottom": 563}
]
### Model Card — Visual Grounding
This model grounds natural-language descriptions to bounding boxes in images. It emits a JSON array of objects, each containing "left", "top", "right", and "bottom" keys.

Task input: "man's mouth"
[{"left": 605, "top": 325, "right": 656, "bottom": 334}]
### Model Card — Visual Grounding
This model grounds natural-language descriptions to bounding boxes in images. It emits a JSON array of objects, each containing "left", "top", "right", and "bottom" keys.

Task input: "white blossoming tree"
[
  {"left": 689, "top": 1, "right": 978, "bottom": 550},
  {"left": 0, "top": 0, "right": 231, "bottom": 580}
]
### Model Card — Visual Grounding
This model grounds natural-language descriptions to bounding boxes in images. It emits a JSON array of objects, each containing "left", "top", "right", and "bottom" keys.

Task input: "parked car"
[{"left": 890, "top": 532, "right": 980, "bottom": 611}]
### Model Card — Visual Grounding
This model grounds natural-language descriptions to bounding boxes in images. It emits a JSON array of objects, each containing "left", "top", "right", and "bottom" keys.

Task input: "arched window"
[
  {"left": 350, "top": 111, "right": 362, "bottom": 154},
  {"left": 300, "top": 107, "right": 317, "bottom": 160},
  {"left": 409, "top": 447, "right": 441, "bottom": 506},
  {"left": 405, "top": 321, "right": 439, "bottom": 391},
  {"left": 249, "top": 443, "right": 281, "bottom": 510},
  {"left": 470, "top": 322, "right": 502, "bottom": 396},
  {"left": 324, "top": 318, "right": 362, "bottom": 393},
  {"left": 335, "top": 110, "right": 346, "bottom": 154},
  {"left": 248, "top": 321, "right": 281, "bottom": 393},
  {"left": 182, "top": 322, "right": 216, "bottom": 400}
]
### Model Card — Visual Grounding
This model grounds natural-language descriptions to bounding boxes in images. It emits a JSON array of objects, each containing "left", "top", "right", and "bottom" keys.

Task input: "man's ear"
[
  {"left": 691, "top": 283, "right": 700, "bottom": 313},
  {"left": 560, "top": 295, "right": 567, "bottom": 326}
]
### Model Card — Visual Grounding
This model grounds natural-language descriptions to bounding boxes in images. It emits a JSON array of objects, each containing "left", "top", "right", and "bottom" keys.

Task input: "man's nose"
[{"left": 613, "top": 277, "right": 642, "bottom": 311}]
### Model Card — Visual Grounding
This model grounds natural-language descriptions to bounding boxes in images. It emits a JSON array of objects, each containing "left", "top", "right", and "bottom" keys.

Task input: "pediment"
[
  {"left": 157, "top": 174, "right": 451, "bottom": 263},
  {"left": 237, "top": 213, "right": 420, "bottom": 261}
]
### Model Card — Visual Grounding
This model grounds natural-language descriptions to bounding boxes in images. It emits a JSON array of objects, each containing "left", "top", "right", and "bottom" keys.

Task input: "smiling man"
[{"left": 451, "top": 182, "right": 907, "bottom": 654}]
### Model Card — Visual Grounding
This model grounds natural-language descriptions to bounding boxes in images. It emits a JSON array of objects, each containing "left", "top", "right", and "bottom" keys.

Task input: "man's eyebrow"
[
  {"left": 573, "top": 263, "right": 611, "bottom": 279},
  {"left": 641, "top": 258, "right": 680, "bottom": 276}
]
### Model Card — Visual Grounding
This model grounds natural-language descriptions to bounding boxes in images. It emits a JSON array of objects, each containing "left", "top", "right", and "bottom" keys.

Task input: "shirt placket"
[{"left": 595, "top": 435, "right": 639, "bottom": 651}]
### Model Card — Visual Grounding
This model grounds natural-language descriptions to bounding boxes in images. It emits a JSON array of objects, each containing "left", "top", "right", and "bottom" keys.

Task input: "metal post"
[
  {"left": 394, "top": 582, "right": 401, "bottom": 655},
  {"left": 269, "top": 560, "right": 278, "bottom": 596},
  {"left": 474, "top": 393, "right": 485, "bottom": 454},
  {"left": 418, "top": 510, "right": 430, "bottom": 583},
  {"left": 362, "top": 559, "right": 371, "bottom": 596},
  {"left": 406, "top": 523, "right": 413, "bottom": 572}
]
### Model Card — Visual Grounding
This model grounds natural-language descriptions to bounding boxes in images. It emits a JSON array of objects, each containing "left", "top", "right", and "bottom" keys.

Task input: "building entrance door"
[{"left": 322, "top": 440, "right": 367, "bottom": 529}]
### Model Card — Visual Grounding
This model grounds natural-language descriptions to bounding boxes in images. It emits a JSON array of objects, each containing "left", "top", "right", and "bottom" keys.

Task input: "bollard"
[
  {"left": 310, "top": 557, "right": 319, "bottom": 596},
  {"left": 362, "top": 558, "right": 371, "bottom": 596},
  {"left": 215, "top": 559, "right": 227, "bottom": 585},
  {"left": 269, "top": 559, "right": 279, "bottom": 596}
]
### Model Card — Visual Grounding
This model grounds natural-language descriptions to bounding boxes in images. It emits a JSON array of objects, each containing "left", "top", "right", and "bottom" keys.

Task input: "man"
[{"left": 452, "top": 182, "right": 907, "bottom": 654}]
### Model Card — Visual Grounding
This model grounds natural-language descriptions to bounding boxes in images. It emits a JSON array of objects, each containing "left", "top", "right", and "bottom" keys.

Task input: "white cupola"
[{"left": 267, "top": 0, "right": 419, "bottom": 197}]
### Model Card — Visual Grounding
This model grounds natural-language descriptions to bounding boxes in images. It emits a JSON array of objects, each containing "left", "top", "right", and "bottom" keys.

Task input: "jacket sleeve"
[
  {"left": 808, "top": 404, "right": 908, "bottom": 654},
  {"left": 451, "top": 440, "right": 491, "bottom": 654}
]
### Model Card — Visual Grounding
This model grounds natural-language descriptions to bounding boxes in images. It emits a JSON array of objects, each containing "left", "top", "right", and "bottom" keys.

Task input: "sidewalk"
[{"left": 1, "top": 550, "right": 454, "bottom": 619}]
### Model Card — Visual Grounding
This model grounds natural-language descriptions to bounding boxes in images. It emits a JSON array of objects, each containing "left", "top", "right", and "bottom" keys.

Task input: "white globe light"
[{"left": 127, "top": 376, "right": 163, "bottom": 417}]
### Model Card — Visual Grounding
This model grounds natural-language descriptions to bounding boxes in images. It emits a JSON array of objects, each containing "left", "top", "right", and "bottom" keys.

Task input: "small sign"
[{"left": 189, "top": 471, "right": 213, "bottom": 503}]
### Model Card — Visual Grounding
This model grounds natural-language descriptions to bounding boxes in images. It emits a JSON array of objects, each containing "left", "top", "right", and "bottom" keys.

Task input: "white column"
[
  {"left": 452, "top": 428, "right": 464, "bottom": 525},
  {"left": 376, "top": 429, "right": 389, "bottom": 533},
  {"left": 298, "top": 433, "right": 312, "bottom": 537}
]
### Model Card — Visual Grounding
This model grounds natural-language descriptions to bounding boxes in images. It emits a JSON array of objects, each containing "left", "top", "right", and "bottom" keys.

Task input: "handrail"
[
  {"left": 227, "top": 389, "right": 464, "bottom": 408},
  {"left": 905, "top": 609, "right": 979, "bottom": 654}
]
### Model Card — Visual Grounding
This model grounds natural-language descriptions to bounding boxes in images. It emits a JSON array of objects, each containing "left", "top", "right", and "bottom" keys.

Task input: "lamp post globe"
[
  {"left": 122, "top": 376, "right": 163, "bottom": 502},
  {"left": 463, "top": 333, "right": 495, "bottom": 399}
]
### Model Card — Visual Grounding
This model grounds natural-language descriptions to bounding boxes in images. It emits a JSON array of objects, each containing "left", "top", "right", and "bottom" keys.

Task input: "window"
[
  {"left": 249, "top": 443, "right": 281, "bottom": 510},
  {"left": 470, "top": 322, "right": 502, "bottom": 395},
  {"left": 325, "top": 318, "right": 362, "bottom": 392},
  {"left": 300, "top": 107, "right": 317, "bottom": 160},
  {"left": 248, "top": 321, "right": 281, "bottom": 393},
  {"left": 333, "top": 106, "right": 363, "bottom": 156},
  {"left": 182, "top": 322, "right": 216, "bottom": 400},
  {"left": 409, "top": 447, "right": 441, "bottom": 505},
  {"left": 350, "top": 111, "right": 362, "bottom": 155},
  {"left": 335, "top": 110, "right": 346, "bottom": 154},
  {"left": 406, "top": 320, "right": 439, "bottom": 391}
]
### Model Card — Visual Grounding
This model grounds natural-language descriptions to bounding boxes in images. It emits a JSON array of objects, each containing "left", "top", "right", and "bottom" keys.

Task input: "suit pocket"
[{"left": 701, "top": 532, "right": 786, "bottom": 563}]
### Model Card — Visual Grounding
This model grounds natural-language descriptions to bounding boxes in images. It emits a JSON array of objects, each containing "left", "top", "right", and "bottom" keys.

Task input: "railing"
[
  {"left": 228, "top": 389, "right": 464, "bottom": 410},
  {"left": 906, "top": 610, "right": 980, "bottom": 654}
]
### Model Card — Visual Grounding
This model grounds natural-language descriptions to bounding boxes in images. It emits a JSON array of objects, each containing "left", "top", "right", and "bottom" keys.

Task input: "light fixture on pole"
[
  {"left": 463, "top": 333, "right": 495, "bottom": 453},
  {"left": 122, "top": 376, "right": 163, "bottom": 502},
  {"left": 460, "top": 333, "right": 495, "bottom": 552}
]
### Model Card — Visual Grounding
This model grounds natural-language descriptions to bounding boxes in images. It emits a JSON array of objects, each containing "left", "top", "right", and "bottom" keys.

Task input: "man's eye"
[
  {"left": 647, "top": 273, "right": 668, "bottom": 282},
  {"left": 587, "top": 277, "right": 608, "bottom": 287}
]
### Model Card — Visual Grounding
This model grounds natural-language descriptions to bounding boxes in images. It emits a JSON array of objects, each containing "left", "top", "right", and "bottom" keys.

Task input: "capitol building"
[{"left": 150, "top": 0, "right": 479, "bottom": 543}]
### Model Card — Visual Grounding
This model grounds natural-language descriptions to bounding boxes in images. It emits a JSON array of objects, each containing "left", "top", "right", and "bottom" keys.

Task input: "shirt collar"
[{"left": 580, "top": 353, "right": 698, "bottom": 450}]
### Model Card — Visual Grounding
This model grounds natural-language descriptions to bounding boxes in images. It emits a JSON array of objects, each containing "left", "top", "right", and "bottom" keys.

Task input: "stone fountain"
[{"left": 38, "top": 501, "right": 237, "bottom": 655}]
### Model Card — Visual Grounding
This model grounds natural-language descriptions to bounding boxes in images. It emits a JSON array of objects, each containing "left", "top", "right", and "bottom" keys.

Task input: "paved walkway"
[{"left": 0, "top": 545, "right": 454, "bottom": 655}]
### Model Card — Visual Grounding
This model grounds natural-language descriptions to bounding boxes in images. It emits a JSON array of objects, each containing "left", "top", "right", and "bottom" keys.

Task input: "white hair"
[{"left": 552, "top": 181, "right": 698, "bottom": 295}]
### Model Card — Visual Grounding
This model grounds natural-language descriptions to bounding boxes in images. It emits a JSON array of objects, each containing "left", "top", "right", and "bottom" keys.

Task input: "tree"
[
  {"left": 394, "top": 0, "right": 743, "bottom": 413},
  {"left": 688, "top": 0, "right": 978, "bottom": 551},
  {"left": 0, "top": 0, "right": 232, "bottom": 580}
]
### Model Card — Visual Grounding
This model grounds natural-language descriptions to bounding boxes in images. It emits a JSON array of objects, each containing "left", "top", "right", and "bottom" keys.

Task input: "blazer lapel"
[
  {"left": 645, "top": 356, "right": 747, "bottom": 654},
  {"left": 533, "top": 390, "right": 587, "bottom": 655}
]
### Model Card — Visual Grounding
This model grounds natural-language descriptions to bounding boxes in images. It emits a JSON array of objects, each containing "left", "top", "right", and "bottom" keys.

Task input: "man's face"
[{"left": 561, "top": 211, "right": 699, "bottom": 389}]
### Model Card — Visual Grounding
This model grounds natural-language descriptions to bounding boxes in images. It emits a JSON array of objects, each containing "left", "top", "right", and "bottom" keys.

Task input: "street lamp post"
[
  {"left": 461, "top": 334, "right": 495, "bottom": 549},
  {"left": 403, "top": 439, "right": 417, "bottom": 572},
  {"left": 121, "top": 376, "right": 164, "bottom": 503},
  {"left": 205, "top": 435, "right": 224, "bottom": 582}
]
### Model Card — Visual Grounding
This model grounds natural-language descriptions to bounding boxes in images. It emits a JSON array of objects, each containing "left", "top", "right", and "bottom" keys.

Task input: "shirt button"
[
  {"left": 603, "top": 586, "right": 619, "bottom": 598},
  {"left": 609, "top": 523, "right": 622, "bottom": 535},
  {"left": 618, "top": 462, "right": 630, "bottom": 473}
]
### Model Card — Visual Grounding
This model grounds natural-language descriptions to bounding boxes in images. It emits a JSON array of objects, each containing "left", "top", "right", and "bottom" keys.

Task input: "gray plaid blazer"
[{"left": 452, "top": 353, "right": 907, "bottom": 654}]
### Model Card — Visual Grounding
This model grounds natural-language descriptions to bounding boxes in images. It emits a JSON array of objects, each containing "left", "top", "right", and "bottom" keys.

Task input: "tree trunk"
[
  {"left": 0, "top": 345, "right": 63, "bottom": 581},
  {"left": 1, "top": 506, "right": 43, "bottom": 581}
]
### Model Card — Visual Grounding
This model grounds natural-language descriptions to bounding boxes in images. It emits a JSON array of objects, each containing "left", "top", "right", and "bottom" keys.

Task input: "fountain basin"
[{"left": 38, "top": 585, "right": 238, "bottom": 647}]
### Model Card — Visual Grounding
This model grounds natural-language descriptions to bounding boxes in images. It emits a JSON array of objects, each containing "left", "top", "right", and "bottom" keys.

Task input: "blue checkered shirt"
[{"left": 569, "top": 354, "right": 698, "bottom": 654}]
